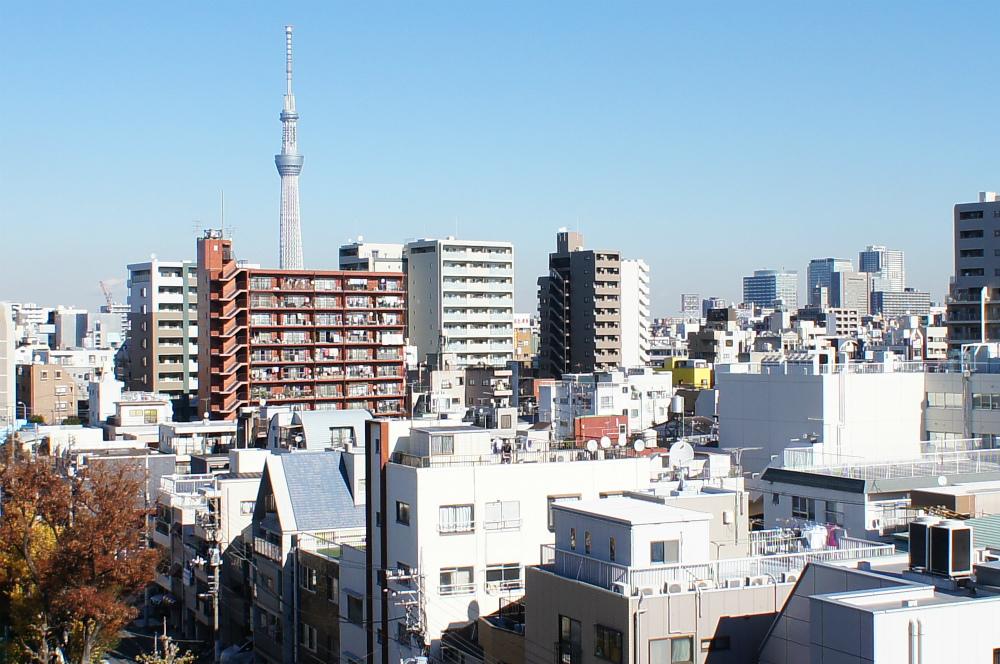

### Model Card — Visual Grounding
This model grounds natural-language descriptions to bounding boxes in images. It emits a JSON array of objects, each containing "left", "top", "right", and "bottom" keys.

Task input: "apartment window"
[
  {"left": 650, "top": 636, "right": 694, "bottom": 664},
  {"left": 298, "top": 564, "right": 317, "bottom": 592},
  {"left": 430, "top": 435, "right": 455, "bottom": 455},
  {"left": 439, "top": 567, "right": 475, "bottom": 595},
  {"left": 700, "top": 636, "right": 730, "bottom": 652},
  {"left": 594, "top": 625, "right": 623, "bottom": 664},
  {"left": 585, "top": 531, "right": 592, "bottom": 554},
  {"left": 961, "top": 248, "right": 985, "bottom": 258},
  {"left": 960, "top": 210, "right": 984, "bottom": 220},
  {"left": 237, "top": 498, "right": 253, "bottom": 514},
  {"left": 960, "top": 229, "right": 984, "bottom": 239},
  {"left": 570, "top": 528, "right": 577, "bottom": 550},
  {"left": 973, "top": 393, "right": 1000, "bottom": 410},
  {"left": 438, "top": 504, "right": 474, "bottom": 533},
  {"left": 299, "top": 623, "right": 317, "bottom": 652},
  {"left": 396, "top": 501, "right": 411, "bottom": 525},
  {"left": 484, "top": 500, "right": 520, "bottom": 530},
  {"left": 347, "top": 594, "right": 363, "bottom": 624},
  {"left": 609, "top": 537, "right": 616, "bottom": 562},
  {"left": 547, "top": 494, "right": 581, "bottom": 531},
  {"left": 993, "top": 647, "right": 1000, "bottom": 664},
  {"left": 326, "top": 575, "right": 339, "bottom": 602},
  {"left": 485, "top": 563, "right": 521, "bottom": 591},
  {"left": 961, "top": 268, "right": 985, "bottom": 277},
  {"left": 651, "top": 540, "right": 680, "bottom": 564},
  {"left": 40, "top": 371, "right": 48, "bottom": 380},
  {"left": 927, "top": 392, "right": 962, "bottom": 408},
  {"left": 792, "top": 496, "right": 816, "bottom": 520},
  {"left": 558, "top": 616, "right": 582, "bottom": 664},
  {"left": 825, "top": 501, "right": 844, "bottom": 526}
]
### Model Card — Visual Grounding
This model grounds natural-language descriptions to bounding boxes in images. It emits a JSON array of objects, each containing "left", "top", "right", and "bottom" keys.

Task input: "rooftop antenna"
[{"left": 220, "top": 190, "right": 225, "bottom": 237}]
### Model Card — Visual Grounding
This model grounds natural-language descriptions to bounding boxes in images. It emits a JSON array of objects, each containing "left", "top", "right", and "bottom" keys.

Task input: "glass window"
[
  {"left": 484, "top": 500, "right": 520, "bottom": 530},
  {"left": 594, "top": 625, "right": 623, "bottom": 664},
  {"left": 609, "top": 537, "right": 616, "bottom": 562},
  {"left": 396, "top": 501, "right": 410, "bottom": 525},
  {"left": 650, "top": 637, "right": 694, "bottom": 664},
  {"left": 651, "top": 540, "right": 680, "bottom": 564},
  {"left": 439, "top": 567, "right": 474, "bottom": 595},
  {"left": 347, "top": 595, "right": 363, "bottom": 624},
  {"left": 792, "top": 496, "right": 816, "bottom": 520},
  {"left": 485, "top": 563, "right": 521, "bottom": 590},
  {"left": 431, "top": 435, "right": 455, "bottom": 455},
  {"left": 558, "top": 616, "right": 582, "bottom": 664},
  {"left": 585, "top": 531, "right": 592, "bottom": 554},
  {"left": 570, "top": 528, "right": 577, "bottom": 550},
  {"left": 438, "top": 504, "right": 474, "bottom": 533}
]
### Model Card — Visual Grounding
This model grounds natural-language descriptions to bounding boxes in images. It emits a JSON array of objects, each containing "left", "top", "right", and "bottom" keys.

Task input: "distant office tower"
[
  {"left": 126, "top": 259, "right": 199, "bottom": 418},
  {"left": 276, "top": 26, "right": 304, "bottom": 270},
  {"left": 830, "top": 270, "right": 871, "bottom": 315},
  {"left": 339, "top": 239, "right": 404, "bottom": 272},
  {"left": 538, "top": 230, "right": 622, "bottom": 378},
  {"left": 947, "top": 192, "right": 1000, "bottom": 352},
  {"left": 807, "top": 258, "right": 853, "bottom": 308},
  {"left": 871, "top": 289, "right": 930, "bottom": 317},
  {"left": 702, "top": 297, "right": 727, "bottom": 317},
  {"left": 742, "top": 270, "right": 798, "bottom": 310},
  {"left": 53, "top": 307, "right": 88, "bottom": 349},
  {"left": 405, "top": 238, "right": 514, "bottom": 368},
  {"left": 621, "top": 259, "right": 651, "bottom": 367},
  {"left": 0, "top": 303, "right": 13, "bottom": 424},
  {"left": 680, "top": 293, "right": 700, "bottom": 316},
  {"left": 197, "top": 232, "right": 406, "bottom": 419},
  {"left": 859, "top": 244, "right": 904, "bottom": 292}
]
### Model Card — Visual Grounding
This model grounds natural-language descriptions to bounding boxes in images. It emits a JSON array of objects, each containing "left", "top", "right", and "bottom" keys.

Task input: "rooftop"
[{"left": 555, "top": 497, "right": 711, "bottom": 526}]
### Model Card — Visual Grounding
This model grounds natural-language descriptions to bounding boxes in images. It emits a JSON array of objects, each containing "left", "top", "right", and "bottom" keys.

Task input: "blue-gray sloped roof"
[
  {"left": 279, "top": 451, "right": 365, "bottom": 532},
  {"left": 967, "top": 514, "right": 1000, "bottom": 549}
]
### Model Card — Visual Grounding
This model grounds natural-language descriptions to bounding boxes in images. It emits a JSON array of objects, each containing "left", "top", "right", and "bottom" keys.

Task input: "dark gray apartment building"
[
  {"left": 537, "top": 230, "right": 622, "bottom": 378},
  {"left": 947, "top": 192, "right": 1000, "bottom": 354}
]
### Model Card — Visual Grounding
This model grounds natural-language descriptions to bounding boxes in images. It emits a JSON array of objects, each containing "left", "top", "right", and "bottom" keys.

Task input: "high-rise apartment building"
[
  {"left": 742, "top": 269, "right": 798, "bottom": 310},
  {"left": 806, "top": 258, "right": 853, "bottom": 308},
  {"left": 620, "top": 259, "right": 651, "bottom": 367},
  {"left": 0, "top": 303, "right": 14, "bottom": 425},
  {"left": 859, "top": 244, "right": 905, "bottom": 292},
  {"left": 947, "top": 192, "right": 1000, "bottom": 352},
  {"left": 404, "top": 238, "right": 514, "bottom": 369},
  {"left": 126, "top": 259, "right": 199, "bottom": 417},
  {"left": 338, "top": 240, "right": 404, "bottom": 272},
  {"left": 196, "top": 232, "right": 407, "bottom": 420},
  {"left": 830, "top": 270, "right": 871, "bottom": 314},
  {"left": 871, "top": 289, "right": 931, "bottom": 317},
  {"left": 680, "top": 293, "right": 700, "bottom": 316},
  {"left": 537, "top": 231, "right": 622, "bottom": 378}
]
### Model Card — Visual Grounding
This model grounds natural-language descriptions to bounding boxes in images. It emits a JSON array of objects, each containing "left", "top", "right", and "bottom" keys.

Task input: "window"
[
  {"left": 439, "top": 504, "right": 474, "bottom": 533},
  {"left": 547, "top": 494, "right": 581, "bottom": 531},
  {"left": 558, "top": 616, "right": 582, "bottom": 664},
  {"left": 570, "top": 528, "right": 577, "bottom": 550},
  {"left": 585, "top": 531, "right": 592, "bottom": 554},
  {"left": 298, "top": 564, "right": 318, "bottom": 591},
  {"left": 700, "top": 636, "right": 730, "bottom": 652},
  {"left": 609, "top": 537, "right": 616, "bottom": 562},
  {"left": 439, "top": 567, "right": 474, "bottom": 595},
  {"left": 299, "top": 623, "right": 317, "bottom": 652},
  {"left": 961, "top": 268, "right": 985, "bottom": 276},
  {"left": 485, "top": 563, "right": 521, "bottom": 591},
  {"left": 430, "top": 435, "right": 455, "bottom": 455},
  {"left": 347, "top": 594, "right": 363, "bottom": 624},
  {"left": 326, "top": 575, "right": 338, "bottom": 602},
  {"left": 927, "top": 392, "right": 962, "bottom": 408},
  {"left": 825, "top": 501, "right": 844, "bottom": 526},
  {"left": 961, "top": 248, "right": 985, "bottom": 258},
  {"left": 960, "top": 210, "right": 984, "bottom": 220},
  {"left": 240, "top": 500, "right": 255, "bottom": 515},
  {"left": 650, "top": 636, "right": 694, "bottom": 664},
  {"left": 792, "top": 496, "right": 816, "bottom": 520},
  {"left": 594, "top": 625, "right": 623, "bottom": 664},
  {"left": 485, "top": 500, "right": 520, "bottom": 530},
  {"left": 651, "top": 540, "right": 680, "bottom": 564},
  {"left": 960, "top": 229, "right": 984, "bottom": 239},
  {"left": 396, "top": 501, "right": 410, "bottom": 525}
]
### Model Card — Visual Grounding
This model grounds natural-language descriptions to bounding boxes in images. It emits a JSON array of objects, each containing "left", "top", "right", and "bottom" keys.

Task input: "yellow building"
[{"left": 668, "top": 357, "right": 713, "bottom": 388}]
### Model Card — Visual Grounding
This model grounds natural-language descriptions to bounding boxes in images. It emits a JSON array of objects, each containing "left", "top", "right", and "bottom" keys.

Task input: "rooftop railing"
[
  {"left": 542, "top": 536, "right": 895, "bottom": 595},
  {"left": 160, "top": 474, "right": 216, "bottom": 496},
  {"left": 780, "top": 446, "right": 1000, "bottom": 480},
  {"left": 391, "top": 447, "right": 641, "bottom": 469}
]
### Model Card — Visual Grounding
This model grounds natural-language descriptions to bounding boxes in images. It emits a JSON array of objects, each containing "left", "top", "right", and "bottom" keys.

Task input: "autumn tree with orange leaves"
[{"left": 0, "top": 442, "right": 158, "bottom": 663}]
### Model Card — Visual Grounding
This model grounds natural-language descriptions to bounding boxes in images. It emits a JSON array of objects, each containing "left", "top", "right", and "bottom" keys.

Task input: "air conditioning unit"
[
  {"left": 723, "top": 578, "right": 744, "bottom": 589},
  {"left": 781, "top": 571, "right": 800, "bottom": 584},
  {"left": 746, "top": 575, "right": 769, "bottom": 587},
  {"left": 693, "top": 579, "right": 715, "bottom": 591},
  {"left": 638, "top": 586, "right": 656, "bottom": 596},
  {"left": 665, "top": 582, "right": 685, "bottom": 594},
  {"left": 611, "top": 582, "right": 629, "bottom": 596}
]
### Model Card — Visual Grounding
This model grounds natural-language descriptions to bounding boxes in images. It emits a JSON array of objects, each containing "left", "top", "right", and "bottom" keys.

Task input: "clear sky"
[{"left": 2, "top": 2, "right": 996, "bottom": 314}]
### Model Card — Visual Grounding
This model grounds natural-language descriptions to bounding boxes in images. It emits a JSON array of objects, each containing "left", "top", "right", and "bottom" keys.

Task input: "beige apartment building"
[{"left": 16, "top": 363, "right": 78, "bottom": 424}]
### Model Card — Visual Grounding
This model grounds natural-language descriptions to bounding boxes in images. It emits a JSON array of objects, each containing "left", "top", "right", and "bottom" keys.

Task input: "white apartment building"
[
  {"left": 126, "top": 258, "right": 199, "bottom": 416},
  {"left": 365, "top": 420, "right": 662, "bottom": 663},
  {"left": 717, "top": 355, "right": 926, "bottom": 473},
  {"left": 537, "top": 368, "right": 675, "bottom": 440},
  {"left": 0, "top": 303, "right": 14, "bottom": 427},
  {"left": 405, "top": 238, "right": 514, "bottom": 368},
  {"left": 620, "top": 259, "right": 651, "bottom": 368},
  {"left": 338, "top": 239, "right": 404, "bottom": 272}
]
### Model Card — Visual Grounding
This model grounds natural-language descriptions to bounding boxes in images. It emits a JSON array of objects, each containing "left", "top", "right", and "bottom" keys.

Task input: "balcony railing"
[{"left": 439, "top": 583, "right": 476, "bottom": 596}]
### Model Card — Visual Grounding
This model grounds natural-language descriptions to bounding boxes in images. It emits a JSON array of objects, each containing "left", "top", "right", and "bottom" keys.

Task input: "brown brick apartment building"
[{"left": 196, "top": 232, "right": 407, "bottom": 420}]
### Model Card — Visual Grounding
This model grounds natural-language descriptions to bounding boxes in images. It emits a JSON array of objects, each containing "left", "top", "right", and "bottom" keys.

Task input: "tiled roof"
[{"left": 279, "top": 451, "right": 365, "bottom": 532}]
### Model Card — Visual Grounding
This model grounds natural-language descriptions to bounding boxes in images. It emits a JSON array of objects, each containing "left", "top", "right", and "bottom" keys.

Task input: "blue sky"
[{"left": 1, "top": 2, "right": 995, "bottom": 314}]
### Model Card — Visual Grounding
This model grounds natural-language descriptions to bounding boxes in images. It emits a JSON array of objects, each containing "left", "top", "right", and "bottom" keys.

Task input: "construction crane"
[{"left": 99, "top": 280, "right": 116, "bottom": 309}]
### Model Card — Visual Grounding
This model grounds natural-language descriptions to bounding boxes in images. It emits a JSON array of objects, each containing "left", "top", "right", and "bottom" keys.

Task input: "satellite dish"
[
  {"left": 586, "top": 440, "right": 599, "bottom": 453},
  {"left": 937, "top": 475, "right": 948, "bottom": 487},
  {"left": 600, "top": 436, "right": 612, "bottom": 449},
  {"left": 669, "top": 441, "right": 695, "bottom": 469},
  {"left": 633, "top": 439, "right": 646, "bottom": 452},
  {"left": 616, "top": 433, "right": 627, "bottom": 448}
]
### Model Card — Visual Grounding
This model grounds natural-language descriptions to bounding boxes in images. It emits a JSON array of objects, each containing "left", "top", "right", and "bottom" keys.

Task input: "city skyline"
[{"left": 2, "top": 2, "right": 993, "bottom": 313}]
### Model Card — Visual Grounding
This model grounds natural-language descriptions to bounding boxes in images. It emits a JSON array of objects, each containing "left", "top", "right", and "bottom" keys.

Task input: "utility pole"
[{"left": 196, "top": 489, "right": 223, "bottom": 664}]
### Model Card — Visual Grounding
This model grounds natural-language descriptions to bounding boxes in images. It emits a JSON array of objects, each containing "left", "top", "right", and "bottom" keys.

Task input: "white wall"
[{"left": 620, "top": 260, "right": 651, "bottom": 368}]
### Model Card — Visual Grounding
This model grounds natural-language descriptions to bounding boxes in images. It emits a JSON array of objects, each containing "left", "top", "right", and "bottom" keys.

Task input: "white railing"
[
  {"left": 717, "top": 361, "right": 928, "bottom": 376},
  {"left": 749, "top": 528, "right": 806, "bottom": 556},
  {"left": 254, "top": 536, "right": 282, "bottom": 562},
  {"left": 438, "top": 521, "right": 476, "bottom": 534},
  {"left": 784, "top": 448, "right": 1000, "bottom": 480},
  {"left": 439, "top": 583, "right": 476, "bottom": 596},
  {"left": 543, "top": 538, "right": 896, "bottom": 594},
  {"left": 160, "top": 474, "right": 216, "bottom": 496}
]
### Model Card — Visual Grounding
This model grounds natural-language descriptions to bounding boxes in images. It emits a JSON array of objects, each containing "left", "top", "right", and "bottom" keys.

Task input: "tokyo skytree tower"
[{"left": 275, "top": 25, "right": 304, "bottom": 269}]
